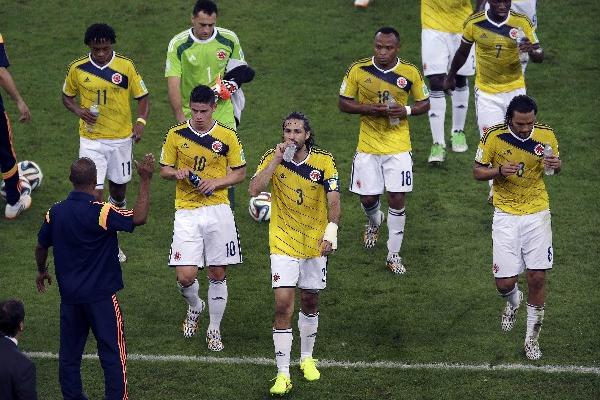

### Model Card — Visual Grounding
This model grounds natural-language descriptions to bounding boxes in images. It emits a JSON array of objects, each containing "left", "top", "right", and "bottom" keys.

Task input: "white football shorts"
[
  {"left": 169, "top": 204, "right": 242, "bottom": 268},
  {"left": 350, "top": 151, "right": 413, "bottom": 195},
  {"left": 474, "top": 87, "right": 526, "bottom": 137},
  {"left": 492, "top": 208, "right": 553, "bottom": 279},
  {"left": 79, "top": 137, "right": 133, "bottom": 189},
  {"left": 270, "top": 254, "right": 327, "bottom": 290},
  {"left": 421, "top": 29, "right": 475, "bottom": 77}
]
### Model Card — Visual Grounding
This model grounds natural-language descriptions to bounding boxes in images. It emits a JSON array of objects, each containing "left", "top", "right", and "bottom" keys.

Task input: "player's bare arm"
[
  {"left": 160, "top": 165, "right": 192, "bottom": 180},
  {"left": 320, "top": 190, "right": 341, "bottom": 255},
  {"left": 338, "top": 96, "right": 388, "bottom": 117},
  {"left": 520, "top": 39, "right": 544, "bottom": 63},
  {"left": 62, "top": 94, "right": 97, "bottom": 125},
  {"left": 0, "top": 67, "right": 31, "bottom": 122},
  {"left": 167, "top": 76, "right": 186, "bottom": 123},
  {"left": 543, "top": 155, "right": 561, "bottom": 174},
  {"left": 132, "top": 95, "right": 150, "bottom": 143},
  {"left": 389, "top": 99, "right": 430, "bottom": 119},
  {"left": 197, "top": 165, "right": 245, "bottom": 195},
  {"left": 248, "top": 144, "right": 286, "bottom": 196},
  {"left": 132, "top": 153, "right": 155, "bottom": 226},
  {"left": 445, "top": 41, "right": 473, "bottom": 91},
  {"left": 473, "top": 161, "right": 519, "bottom": 181}
]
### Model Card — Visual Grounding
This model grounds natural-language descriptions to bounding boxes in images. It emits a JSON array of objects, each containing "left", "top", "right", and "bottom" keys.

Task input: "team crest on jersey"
[
  {"left": 509, "top": 28, "right": 519, "bottom": 40},
  {"left": 111, "top": 73, "right": 123, "bottom": 85},
  {"left": 396, "top": 77, "right": 408, "bottom": 88},
  {"left": 217, "top": 50, "right": 227, "bottom": 60},
  {"left": 534, "top": 144, "right": 544, "bottom": 156},
  {"left": 212, "top": 141, "right": 223, "bottom": 153},
  {"left": 309, "top": 170, "right": 321, "bottom": 182}
]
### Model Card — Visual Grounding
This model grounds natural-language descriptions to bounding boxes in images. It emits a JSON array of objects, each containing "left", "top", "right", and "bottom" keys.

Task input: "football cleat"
[
  {"left": 501, "top": 290, "right": 523, "bottom": 332},
  {"left": 299, "top": 357, "right": 320, "bottom": 381},
  {"left": 118, "top": 247, "right": 127, "bottom": 263},
  {"left": 182, "top": 300, "right": 205, "bottom": 338},
  {"left": 206, "top": 329, "right": 224, "bottom": 351},
  {"left": 524, "top": 338, "right": 542, "bottom": 360},
  {"left": 428, "top": 143, "right": 446, "bottom": 163},
  {"left": 386, "top": 254, "right": 406, "bottom": 275},
  {"left": 5, "top": 194, "right": 32, "bottom": 220},
  {"left": 451, "top": 130, "right": 468, "bottom": 152},
  {"left": 270, "top": 373, "right": 292, "bottom": 396},
  {"left": 363, "top": 211, "right": 384, "bottom": 249}
]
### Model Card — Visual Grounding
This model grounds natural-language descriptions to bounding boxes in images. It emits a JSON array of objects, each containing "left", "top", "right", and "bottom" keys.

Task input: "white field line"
[{"left": 25, "top": 351, "right": 600, "bottom": 376}]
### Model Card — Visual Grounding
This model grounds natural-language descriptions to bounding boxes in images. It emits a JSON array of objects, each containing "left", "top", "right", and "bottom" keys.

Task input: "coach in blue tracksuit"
[{"left": 34, "top": 154, "right": 154, "bottom": 400}]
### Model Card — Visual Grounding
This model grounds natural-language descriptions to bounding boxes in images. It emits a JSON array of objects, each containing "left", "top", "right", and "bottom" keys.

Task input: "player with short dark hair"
[
  {"left": 473, "top": 94, "right": 561, "bottom": 360},
  {"left": 339, "top": 27, "right": 430, "bottom": 275},
  {"left": 250, "top": 112, "right": 341, "bottom": 395},
  {"left": 0, "top": 33, "right": 32, "bottom": 219},
  {"left": 160, "top": 84, "right": 247, "bottom": 352},
  {"left": 62, "top": 23, "right": 150, "bottom": 262}
]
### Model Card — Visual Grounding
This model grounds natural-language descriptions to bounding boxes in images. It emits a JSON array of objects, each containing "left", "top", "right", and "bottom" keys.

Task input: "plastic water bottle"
[
  {"left": 516, "top": 28, "right": 529, "bottom": 64},
  {"left": 386, "top": 97, "right": 400, "bottom": 126},
  {"left": 189, "top": 171, "right": 212, "bottom": 195},
  {"left": 283, "top": 144, "right": 297, "bottom": 162},
  {"left": 87, "top": 104, "right": 100, "bottom": 132},
  {"left": 543, "top": 143, "right": 554, "bottom": 176}
]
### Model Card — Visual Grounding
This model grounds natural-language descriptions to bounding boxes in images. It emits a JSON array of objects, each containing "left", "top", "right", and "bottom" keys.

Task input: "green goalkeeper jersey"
[{"left": 166, "top": 27, "right": 244, "bottom": 129}]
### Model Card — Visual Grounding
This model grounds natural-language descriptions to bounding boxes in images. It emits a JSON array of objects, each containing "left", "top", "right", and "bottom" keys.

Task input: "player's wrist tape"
[
  {"left": 323, "top": 222, "right": 338, "bottom": 250},
  {"left": 405, "top": 106, "right": 411, "bottom": 116},
  {"left": 136, "top": 117, "right": 147, "bottom": 126}
]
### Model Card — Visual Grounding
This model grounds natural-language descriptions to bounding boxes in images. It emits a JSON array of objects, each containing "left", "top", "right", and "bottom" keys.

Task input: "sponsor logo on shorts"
[
  {"left": 273, "top": 273, "right": 280, "bottom": 282},
  {"left": 111, "top": 73, "right": 123, "bottom": 85},
  {"left": 493, "top": 263, "right": 500, "bottom": 274},
  {"left": 212, "top": 141, "right": 223, "bottom": 153},
  {"left": 174, "top": 251, "right": 181, "bottom": 261},
  {"left": 534, "top": 144, "right": 544, "bottom": 156}
]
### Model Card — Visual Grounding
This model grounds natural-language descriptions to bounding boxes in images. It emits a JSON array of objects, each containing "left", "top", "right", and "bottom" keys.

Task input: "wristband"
[
  {"left": 136, "top": 117, "right": 147, "bottom": 126},
  {"left": 405, "top": 106, "right": 412, "bottom": 116},
  {"left": 498, "top": 166, "right": 504, "bottom": 177},
  {"left": 323, "top": 222, "right": 338, "bottom": 250}
]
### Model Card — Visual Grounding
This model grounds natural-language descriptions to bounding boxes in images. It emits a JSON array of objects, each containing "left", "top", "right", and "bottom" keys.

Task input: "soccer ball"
[
  {"left": 18, "top": 160, "right": 43, "bottom": 191},
  {"left": 248, "top": 192, "right": 271, "bottom": 222},
  {"left": 1, "top": 176, "right": 31, "bottom": 200}
]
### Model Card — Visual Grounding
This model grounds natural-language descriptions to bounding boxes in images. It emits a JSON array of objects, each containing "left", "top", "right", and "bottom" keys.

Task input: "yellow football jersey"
[
  {"left": 463, "top": 11, "right": 538, "bottom": 93},
  {"left": 63, "top": 52, "right": 148, "bottom": 140},
  {"left": 475, "top": 123, "right": 559, "bottom": 215},
  {"left": 253, "top": 147, "right": 339, "bottom": 259},
  {"left": 340, "top": 57, "right": 429, "bottom": 154},
  {"left": 160, "top": 120, "right": 246, "bottom": 210},
  {"left": 421, "top": 0, "right": 473, "bottom": 33}
]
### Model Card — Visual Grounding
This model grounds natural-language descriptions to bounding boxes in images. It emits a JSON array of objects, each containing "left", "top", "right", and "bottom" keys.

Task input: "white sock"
[
  {"left": 298, "top": 311, "right": 319, "bottom": 360},
  {"left": 361, "top": 200, "right": 382, "bottom": 226},
  {"left": 108, "top": 195, "right": 127, "bottom": 209},
  {"left": 499, "top": 284, "right": 521, "bottom": 309},
  {"left": 386, "top": 207, "right": 405, "bottom": 255},
  {"left": 208, "top": 278, "right": 228, "bottom": 331},
  {"left": 451, "top": 85, "right": 469, "bottom": 132},
  {"left": 526, "top": 303, "right": 544, "bottom": 341},
  {"left": 273, "top": 328, "right": 293, "bottom": 376},
  {"left": 428, "top": 90, "right": 446, "bottom": 146},
  {"left": 178, "top": 279, "right": 202, "bottom": 311}
]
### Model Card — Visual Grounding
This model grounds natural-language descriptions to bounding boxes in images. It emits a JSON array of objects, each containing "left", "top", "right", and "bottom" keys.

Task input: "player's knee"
[
  {"left": 527, "top": 270, "right": 545, "bottom": 291},
  {"left": 455, "top": 75, "right": 468, "bottom": 88},
  {"left": 177, "top": 275, "right": 196, "bottom": 288},
  {"left": 274, "top": 301, "right": 294, "bottom": 320},
  {"left": 427, "top": 74, "right": 445, "bottom": 91},
  {"left": 495, "top": 277, "right": 517, "bottom": 294},
  {"left": 300, "top": 290, "right": 319, "bottom": 312}
]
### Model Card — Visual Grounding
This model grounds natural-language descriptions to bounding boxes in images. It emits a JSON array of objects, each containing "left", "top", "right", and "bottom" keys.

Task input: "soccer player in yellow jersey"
[
  {"left": 62, "top": 24, "right": 150, "bottom": 262},
  {"left": 421, "top": 0, "right": 479, "bottom": 163},
  {"left": 249, "top": 112, "right": 340, "bottom": 395},
  {"left": 445, "top": 0, "right": 543, "bottom": 138},
  {"left": 339, "top": 27, "right": 429, "bottom": 275},
  {"left": 160, "top": 85, "right": 246, "bottom": 352},
  {"left": 473, "top": 95, "right": 561, "bottom": 360}
]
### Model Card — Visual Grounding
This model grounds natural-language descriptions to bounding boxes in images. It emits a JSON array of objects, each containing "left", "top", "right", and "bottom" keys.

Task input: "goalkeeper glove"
[{"left": 212, "top": 76, "right": 238, "bottom": 100}]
